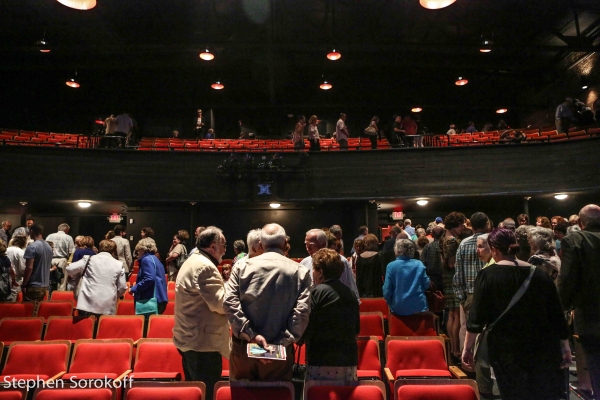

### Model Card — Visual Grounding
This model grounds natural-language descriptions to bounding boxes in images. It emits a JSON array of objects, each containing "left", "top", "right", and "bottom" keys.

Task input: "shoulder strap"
[
  {"left": 81, "top": 255, "right": 93, "bottom": 277},
  {"left": 489, "top": 264, "right": 536, "bottom": 329},
  {"left": 150, "top": 256, "right": 158, "bottom": 297}
]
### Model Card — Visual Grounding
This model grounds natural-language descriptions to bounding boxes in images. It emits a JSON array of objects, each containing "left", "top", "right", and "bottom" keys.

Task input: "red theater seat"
[
  {"left": 130, "top": 339, "right": 183, "bottom": 381},
  {"left": 359, "top": 312, "right": 385, "bottom": 340},
  {"left": 96, "top": 315, "right": 144, "bottom": 342},
  {"left": 146, "top": 315, "right": 174, "bottom": 339},
  {"left": 125, "top": 382, "right": 205, "bottom": 400},
  {"left": 357, "top": 337, "right": 382, "bottom": 380},
  {"left": 50, "top": 291, "right": 76, "bottom": 307},
  {"left": 43, "top": 316, "right": 95, "bottom": 343},
  {"left": 36, "top": 301, "right": 74, "bottom": 321},
  {"left": 0, "top": 341, "right": 71, "bottom": 383},
  {"left": 33, "top": 387, "right": 117, "bottom": 400},
  {"left": 0, "top": 317, "right": 44, "bottom": 345},
  {"left": 62, "top": 339, "right": 133, "bottom": 382},
  {"left": 395, "top": 379, "right": 479, "bottom": 400},
  {"left": 359, "top": 298, "right": 389, "bottom": 320},
  {"left": 304, "top": 380, "right": 386, "bottom": 400},
  {"left": 0, "top": 302, "right": 35, "bottom": 319},
  {"left": 0, "top": 387, "right": 27, "bottom": 400},
  {"left": 215, "top": 381, "right": 294, "bottom": 400},
  {"left": 388, "top": 313, "right": 436, "bottom": 336},
  {"left": 116, "top": 301, "right": 136, "bottom": 316}
]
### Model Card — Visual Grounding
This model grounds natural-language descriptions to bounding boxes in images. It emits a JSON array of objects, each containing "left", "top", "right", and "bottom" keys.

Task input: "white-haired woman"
[
  {"left": 528, "top": 227, "right": 561, "bottom": 280},
  {"left": 382, "top": 239, "right": 430, "bottom": 316},
  {"left": 130, "top": 238, "right": 168, "bottom": 316},
  {"left": 7, "top": 235, "right": 28, "bottom": 301}
]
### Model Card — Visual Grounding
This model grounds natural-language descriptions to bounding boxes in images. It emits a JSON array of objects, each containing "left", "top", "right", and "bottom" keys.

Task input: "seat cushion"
[
  {"left": 357, "top": 370, "right": 382, "bottom": 379},
  {"left": 129, "top": 372, "right": 181, "bottom": 381},
  {"left": 395, "top": 369, "right": 452, "bottom": 378},
  {"left": 61, "top": 373, "right": 119, "bottom": 380}
]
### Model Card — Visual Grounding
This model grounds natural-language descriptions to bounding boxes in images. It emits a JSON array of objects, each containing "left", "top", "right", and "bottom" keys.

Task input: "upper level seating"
[{"left": 0, "top": 130, "right": 89, "bottom": 148}]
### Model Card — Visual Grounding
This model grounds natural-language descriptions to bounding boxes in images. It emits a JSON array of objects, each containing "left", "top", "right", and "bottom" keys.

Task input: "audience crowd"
[{"left": 0, "top": 204, "right": 599, "bottom": 400}]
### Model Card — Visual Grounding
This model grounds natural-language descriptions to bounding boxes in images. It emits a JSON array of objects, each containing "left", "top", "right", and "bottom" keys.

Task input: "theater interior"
[{"left": 1, "top": 1, "right": 600, "bottom": 398}]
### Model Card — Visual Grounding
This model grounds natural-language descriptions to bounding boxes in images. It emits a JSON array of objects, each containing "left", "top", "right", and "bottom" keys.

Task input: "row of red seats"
[
  {"left": 0, "top": 337, "right": 475, "bottom": 400},
  {"left": 0, "top": 130, "right": 87, "bottom": 148}
]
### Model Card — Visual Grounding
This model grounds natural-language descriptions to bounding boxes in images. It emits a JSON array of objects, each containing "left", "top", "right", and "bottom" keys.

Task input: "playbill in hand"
[{"left": 247, "top": 343, "right": 287, "bottom": 360}]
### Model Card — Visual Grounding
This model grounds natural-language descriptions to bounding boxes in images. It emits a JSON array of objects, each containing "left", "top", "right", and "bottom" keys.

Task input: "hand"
[
  {"left": 252, "top": 335, "right": 273, "bottom": 365},
  {"left": 461, "top": 348, "right": 475, "bottom": 371},
  {"left": 11, "top": 280, "right": 19, "bottom": 288}
]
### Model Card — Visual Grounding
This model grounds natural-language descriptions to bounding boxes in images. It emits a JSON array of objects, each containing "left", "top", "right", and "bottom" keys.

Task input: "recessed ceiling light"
[
  {"left": 554, "top": 194, "right": 568, "bottom": 200},
  {"left": 320, "top": 81, "right": 332, "bottom": 90},
  {"left": 419, "top": 0, "right": 456, "bottom": 10},
  {"left": 417, "top": 200, "right": 429, "bottom": 206},
  {"left": 327, "top": 49, "right": 341, "bottom": 60},
  {"left": 199, "top": 49, "right": 214, "bottom": 61},
  {"left": 78, "top": 201, "right": 92, "bottom": 208},
  {"left": 455, "top": 77, "right": 468, "bottom": 86},
  {"left": 496, "top": 108, "right": 508, "bottom": 114},
  {"left": 270, "top": 203, "right": 281, "bottom": 208},
  {"left": 56, "top": 0, "right": 96, "bottom": 10},
  {"left": 211, "top": 80, "right": 224, "bottom": 90},
  {"left": 411, "top": 107, "right": 423, "bottom": 113}
]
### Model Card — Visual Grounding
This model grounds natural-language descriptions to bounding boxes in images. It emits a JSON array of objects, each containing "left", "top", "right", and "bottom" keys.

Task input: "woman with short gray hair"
[
  {"left": 528, "top": 227, "right": 561, "bottom": 280},
  {"left": 383, "top": 239, "right": 430, "bottom": 316}
]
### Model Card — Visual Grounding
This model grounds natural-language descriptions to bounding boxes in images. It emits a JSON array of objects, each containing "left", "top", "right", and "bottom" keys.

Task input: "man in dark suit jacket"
[{"left": 558, "top": 204, "right": 600, "bottom": 397}]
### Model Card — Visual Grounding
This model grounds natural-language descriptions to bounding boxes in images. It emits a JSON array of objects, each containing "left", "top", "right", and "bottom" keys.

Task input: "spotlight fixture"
[
  {"left": 411, "top": 107, "right": 423, "bottom": 113},
  {"left": 211, "top": 80, "right": 224, "bottom": 90},
  {"left": 416, "top": 199, "right": 429, "bottom": 206},
  {"left": 56, "top": 0, "right": 97, "bottom": 10},
  {"left": 199, "top": 49, "right": 214, "bottom": 61},
  {"left": 480, "top": 34, "right": 493, "bottom": 53},
  {"left": 327, "top": 49, "right": 341, "bottom": 60},
  {"left": 581, "top": 76, "right": 589, "bottom": 90},
  {"left": 77, "top": 201, "right": 92, "bottom": 208},
  {"left": 419, "top": 0, "right": 456, "bottom": 10},
  {"left": 496, "top": 108, "right": 508, "bottom": 114},
  {"left": 270, "top": 203, "right": 281, "bottom": 208},
  {"left": 66, "top": 71, "right": 80, "bottom": 88},
  {"left": 455, "top": 77, "right": 468, "bottom": 86},
  {"left": 554, "top": 194, "right": 568, "bottom": 200},
  {"left": 319, "top": 80, "right": 332, "bottom": 90}
]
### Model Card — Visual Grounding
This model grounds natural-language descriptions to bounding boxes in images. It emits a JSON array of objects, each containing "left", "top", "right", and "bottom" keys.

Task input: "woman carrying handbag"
[{"left": 130, "top": 238, "right": 168, "bottom": 317}]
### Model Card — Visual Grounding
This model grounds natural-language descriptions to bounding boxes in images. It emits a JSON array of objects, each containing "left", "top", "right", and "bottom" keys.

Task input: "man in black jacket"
[{"left": 558, "top": 204, "right": 600, "bottom": 398}]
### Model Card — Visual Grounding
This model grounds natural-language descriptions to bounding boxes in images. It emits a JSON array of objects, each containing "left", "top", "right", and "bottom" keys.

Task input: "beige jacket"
[{"left": 173, "top": 252, "right": 230, "bottom": 358}]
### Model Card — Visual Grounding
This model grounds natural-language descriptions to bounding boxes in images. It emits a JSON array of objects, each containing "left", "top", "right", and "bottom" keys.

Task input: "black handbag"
[{"left": 292, "top": 344, "right": 306, "bottom": 383}]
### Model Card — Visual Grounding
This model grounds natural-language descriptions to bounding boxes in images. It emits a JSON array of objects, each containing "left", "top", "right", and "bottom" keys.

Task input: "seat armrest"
[
  {"left": 115, "top": 370, "right": 133, "bottom": 383},
  {"left": 449, "top": 366, "right": 467, "bottom": 379},
  {"left": 384, "top": 367, "right": 394, "bottom": 382},
  {"left": 46, "top": 371, "right": 66, "bottom": 384}
]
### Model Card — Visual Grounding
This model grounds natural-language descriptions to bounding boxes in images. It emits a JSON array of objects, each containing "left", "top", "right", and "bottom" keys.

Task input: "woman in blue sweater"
[
  {"left": 130, "top": 238, "right": 168, "bottom": 316},
  {"left": 383, "top": 239, "right": 430, "bottom": 316}
]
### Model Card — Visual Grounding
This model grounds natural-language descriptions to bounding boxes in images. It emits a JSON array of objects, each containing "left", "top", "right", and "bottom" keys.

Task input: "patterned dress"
[{"left": 440, "top": 233, "right": 461, "bottom": 309}]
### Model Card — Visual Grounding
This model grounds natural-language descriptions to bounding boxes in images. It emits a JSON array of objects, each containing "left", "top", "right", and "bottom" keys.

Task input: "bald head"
[
  {"left": 431, "top": 226, "right": 444, "bottom": 240},
  {"left": 260, "top": 223, "right": 287, "bottom": 250},
  {"left": 579, "top": 204, "right": 600, "bottom": 229}
]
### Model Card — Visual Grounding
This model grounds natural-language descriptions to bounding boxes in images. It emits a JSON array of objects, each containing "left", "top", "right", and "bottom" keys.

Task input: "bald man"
[{"left": 558, "top": 204, "right": 600, "bottom": 396}]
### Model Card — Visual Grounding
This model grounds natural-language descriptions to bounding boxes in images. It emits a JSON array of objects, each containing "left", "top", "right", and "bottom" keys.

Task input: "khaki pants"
[
  {"left": 52, "top": 257, "right": 68, "bottom": 291},
  {"left": 229, "top": 338, "right": 294, "bottom": 381}
]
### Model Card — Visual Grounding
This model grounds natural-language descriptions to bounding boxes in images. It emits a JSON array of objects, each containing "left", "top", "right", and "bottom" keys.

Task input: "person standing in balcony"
[
  {"left": 308, "top": 115, "right": 321, "bottom": 151},
  {"left": 292, "top": 115, "right": 306, "bottom": 151}
]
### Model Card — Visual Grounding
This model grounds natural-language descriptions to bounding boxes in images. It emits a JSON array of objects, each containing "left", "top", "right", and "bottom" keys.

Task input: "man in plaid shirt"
[{"left": 453, "top": 212, "right": 489, "bottom": 353}]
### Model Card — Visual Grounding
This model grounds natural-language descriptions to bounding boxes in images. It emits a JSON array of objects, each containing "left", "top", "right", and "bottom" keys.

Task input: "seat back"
[
  {"left": 0, "top": 387, "right": 27, "bottom": 400},
  {"left": 214, "top": 381, "right": 294, "bottom": 400},
  {"left": 43, "top": 316, "right": 95, "bottom": 342},
  {"left": 395, "top": 379, "right": 480, "bottom": 400},
  {"left": 116, "top": 301, "right": 136, "bottom": 315},
  {"left": 359, "top": 312, "right": 385, "bottom": 340},
  {"left": 0, "top": 302, "right": 35, "bottom": 319},
  {"left": 2, "top": 341, "right": 71, "bottom": 378},
  {"left": 125, "top": 382, "right": 205, "bottom": 400},
  {"left": 385, "top": 337, "right": 448, "bottom": 372},
  {"left": 96, "top": 315, "right": 144, "bottom": 341},
  {"left": 50, "top": 291, "right": 76, "bottom": 307},
  {"left": 69, "top": 339, "right": 133, "bottom": 375},
  {"left": 304, "top": 380, "right": 386, "bottom": 400},
  {"left": 388, "top": 313, "right": 436, "bottom": 336},
  {"left": 36, "top": 301, "right": 74, "bottom": 321},
  {"left": 359, "top": 298, "right": 389, "bottom": 319},
  {"left": 33, "top": 387, "right": 117, "bottom": 400},
  {"left": 146, "top": 315, "right": 174, "bottom": 338},
  {"left": 133, "top": 339, "right": 184, "bottom": 377},
  {"left": 357, "top": 337, "right": 381, "bottom": 377},
  {"left": 0, "top": 317, "right": 44, "bottom": 344}
]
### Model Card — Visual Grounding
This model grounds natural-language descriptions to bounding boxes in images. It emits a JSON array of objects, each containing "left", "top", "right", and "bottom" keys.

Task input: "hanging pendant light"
[
  {"left": 327, "top": 49, "right": 341, "bottom": 60},
  {"left": 496, "top": 108, "right": 508, "bottom": 114},
  {"left": 211, "top": 80, "right": 224, "bottom": 90},
  {"left": 455, "top": 77, "right": 468, "bottom": 86},
  {"left": 419, "top": 0, "right": 456, "bottom": 10},
  {"left": 411, "top": 107, "right": 423, "bottom": 113},
  {"left": 56, "top": 0, "right": 97, "bottom": 10},
  {"left": 480, "top": 35, "right": 493, "bottom": 53},
  {"left": 66, "top": 71, "right": 80, "bottom": 88},
  {"left": 199, "top": 48, "right": 214, "bottom": 61},
  {"left": 319, "top": 80, "right": 332, "bottom": 90},
  {"left": 36, "top": 40, "right": 51, "bottom": 53}
]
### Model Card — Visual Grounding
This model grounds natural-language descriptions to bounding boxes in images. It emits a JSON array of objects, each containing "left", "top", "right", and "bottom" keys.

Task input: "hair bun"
[{"left": 508, "top": 243, "right": 521, "bottom": 255}]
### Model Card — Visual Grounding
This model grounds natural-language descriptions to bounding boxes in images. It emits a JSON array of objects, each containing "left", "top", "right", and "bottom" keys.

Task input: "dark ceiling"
[{"left": 1, "top": 0, "right": 600, "bottom": 135}]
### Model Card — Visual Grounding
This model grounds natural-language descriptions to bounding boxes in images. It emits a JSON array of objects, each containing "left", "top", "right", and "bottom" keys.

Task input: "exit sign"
[
  {"left": 392, "top": 211, "right": 404, "bottom": 220},
  {"left": 108, "top": 214, "right": 122, "bottom": 223}
]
